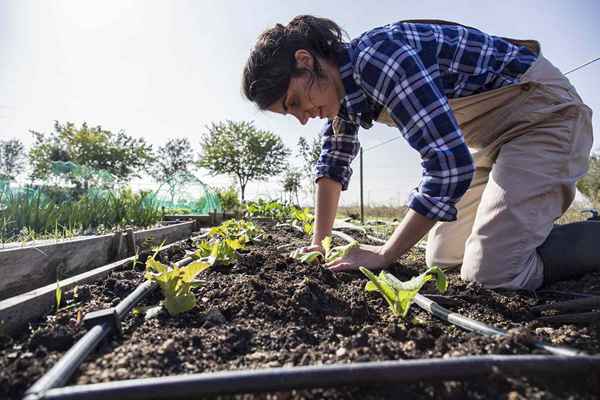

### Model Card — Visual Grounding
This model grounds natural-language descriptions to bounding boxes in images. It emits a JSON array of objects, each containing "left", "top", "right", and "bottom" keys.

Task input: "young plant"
[
  {"left": 208, "top": 219, "right": 262, "bottom": 244},
  {"left": 192, "top": 238, "right": 241, "bottom": 266},
  {"left": 291, "top": 208, "right": 315, "bottom": 236},
  {"left": 54, "top": 280, "right": 62, "bottom": 312},
  {"left": 144, "top": 256, "right": 210, "bottom": 316},
  {"left": 359, "top": 267, "right": 448, "bottom": 318},
  {"left": 290, "top": 236, "right": 359, "bottom": 265}
]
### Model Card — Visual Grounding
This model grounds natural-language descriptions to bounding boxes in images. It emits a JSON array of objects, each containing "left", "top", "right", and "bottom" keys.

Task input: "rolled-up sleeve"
[
  {"left": 314, "top": 118, "right": 360, "bottom": 191},
  {"left": 355, "top": 39, "right": 474, "bottom": 221}
]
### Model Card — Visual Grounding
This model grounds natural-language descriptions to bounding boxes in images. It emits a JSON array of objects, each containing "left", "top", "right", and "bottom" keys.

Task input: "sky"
[{"left": 1, "top": 0, "right": 599, "bottom": 205}]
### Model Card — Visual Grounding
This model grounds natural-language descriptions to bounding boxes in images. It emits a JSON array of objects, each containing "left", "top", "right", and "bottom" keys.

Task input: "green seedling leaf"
[
  {"left": 322, "top": 236, "right": 332, "bottom": 254},
  {"left": 360, "top": 266, "right": 448, "bottom": 318},
  {"left": 144, "top": 256, "right": 210, "bottom": 316},
  {"left": 55, "top": 281, "right": 62, "bottom": 312},
  {"left": 290, "top": 237, "right": 359, "bottom": 266},
  {"left": 289, "top": 248, "right": 323, "bottom": 265},
  {"left": 327, "top": 241, "right": 359, "bottom": 262}
]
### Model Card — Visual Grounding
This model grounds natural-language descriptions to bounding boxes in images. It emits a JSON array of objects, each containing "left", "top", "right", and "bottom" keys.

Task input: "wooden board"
[
  {"left": 0, "top": 222, "right": 194, "bottom": 300},
  {"left": 0, "top": 230, "right": 207, "bottom": 336}
]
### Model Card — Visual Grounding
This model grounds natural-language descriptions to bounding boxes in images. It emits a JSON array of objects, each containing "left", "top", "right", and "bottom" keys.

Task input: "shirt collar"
[{"left": 335, "top": 43, "right": 374, "bottom": 129}]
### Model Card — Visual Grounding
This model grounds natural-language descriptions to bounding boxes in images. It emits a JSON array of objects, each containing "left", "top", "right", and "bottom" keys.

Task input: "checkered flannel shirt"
[{"left": 315, "top": 21, "right": 537, "bottom": 221}]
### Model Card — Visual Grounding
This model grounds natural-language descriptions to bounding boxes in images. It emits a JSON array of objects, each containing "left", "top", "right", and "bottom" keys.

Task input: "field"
[{"left": 2, "top": 219, "right": 599, "bottom": 400}]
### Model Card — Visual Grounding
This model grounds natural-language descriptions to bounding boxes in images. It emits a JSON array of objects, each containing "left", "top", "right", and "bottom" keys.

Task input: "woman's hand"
[
  {"left": 296, "top": 243, "right": 324, "bottom": 256},
  {"left": 325, "top": 243, "right": 389, "bottom": 272}
]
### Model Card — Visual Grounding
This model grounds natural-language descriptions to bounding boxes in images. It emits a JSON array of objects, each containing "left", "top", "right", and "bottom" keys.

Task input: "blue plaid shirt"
[{"left": 315, "top": 21, "right": 537, "bottom": 221}]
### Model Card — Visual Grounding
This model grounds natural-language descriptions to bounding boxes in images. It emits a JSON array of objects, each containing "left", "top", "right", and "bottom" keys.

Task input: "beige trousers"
[{"left": 423, "top": 44, "right": 594, "bottom": 290}]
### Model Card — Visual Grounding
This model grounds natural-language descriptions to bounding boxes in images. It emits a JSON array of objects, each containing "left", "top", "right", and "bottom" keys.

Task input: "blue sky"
[{"left": 1, "top": 0, "right": 598, "bottom": 205}]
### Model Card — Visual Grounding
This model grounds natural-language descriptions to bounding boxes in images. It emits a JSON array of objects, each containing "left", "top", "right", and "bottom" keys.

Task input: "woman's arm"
[
  {"left": 380, "top": 209, "right": 436, "bottom": 263},
  {"left": 311, "top": 177, "right": 342, "bottom": 247}
]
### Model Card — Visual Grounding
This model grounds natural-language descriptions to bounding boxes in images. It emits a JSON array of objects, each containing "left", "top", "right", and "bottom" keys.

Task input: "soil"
[{"left": 1, "top": 223, "right": 599, "bottom": 400}]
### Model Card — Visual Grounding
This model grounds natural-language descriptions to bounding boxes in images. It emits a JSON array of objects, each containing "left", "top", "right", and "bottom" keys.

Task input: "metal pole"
[{"left": 359, "top": 147, "right": 364, "bottom": 225}]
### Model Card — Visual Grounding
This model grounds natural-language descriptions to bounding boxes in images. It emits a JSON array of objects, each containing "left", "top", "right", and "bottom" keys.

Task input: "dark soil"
[{"left": 1, "top": 224, "right": 599, "bottom": 400}]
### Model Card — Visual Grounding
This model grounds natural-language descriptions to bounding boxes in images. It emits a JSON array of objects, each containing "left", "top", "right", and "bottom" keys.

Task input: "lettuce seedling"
[
  {"left": 144, "top": 256, "right": 210, "bottom": 316},
  {"left": 209, "top": 219, "right": 262, "bottom": 244},
  {"left": 359, "top": 267, "right": 447, "bottom": 318},
  {"left": 291, "top": 208, "right": 314, "bottom": 236},
  {"left": 290, "top": 236, "right": 359, "bottom": 265},
  {"left": 192, "top": 238, "right": 242, "bottom": 266}
]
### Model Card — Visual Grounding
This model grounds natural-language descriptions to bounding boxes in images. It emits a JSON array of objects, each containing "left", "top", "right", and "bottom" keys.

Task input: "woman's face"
[{"left": 268, "top": 50, "right": 343, "bottom": 125}]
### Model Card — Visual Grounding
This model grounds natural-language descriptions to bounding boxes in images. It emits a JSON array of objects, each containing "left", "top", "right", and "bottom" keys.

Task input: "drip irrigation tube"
[
  {"left": 39, "top": 355, "right": 600, "bottom": 400},
  {"left": 329, "top": 231, "right": 585, "bottom": 357},
  {"left": 412, "top": 293, "right": 582, "bottom": 356},
  {"left": 24, "top": 233, "right": 207, "bottom": 400}
]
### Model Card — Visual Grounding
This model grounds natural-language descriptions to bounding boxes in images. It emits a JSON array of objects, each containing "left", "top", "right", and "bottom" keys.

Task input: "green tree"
[
  {"left": 281, "top": 168, "right": 302, "bottom": 205},
  {"left": 0, "top": 138, "right": 26, "bottom": 181},
  {"left": 29, "top": 121, "right": 153, "bottom": 190},
  {"left": 297, "top": 136, "right": 322, "bottom": 201},
  {"left": 151, "top": 138, "right": 195, "bottom": 204},
  {"left": 215, "top": 185, "right": 241, "bottom": 212},
  {"left": 577, "top": 153, "right": 600, "bottom": 202},
  {"left": 197, "top": 121, "right": 290, "bottom": 201}
]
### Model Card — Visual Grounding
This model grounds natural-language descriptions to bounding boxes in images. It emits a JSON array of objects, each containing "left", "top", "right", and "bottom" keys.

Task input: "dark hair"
[{"left": 242, "top": 15, "right": 346, "bottom": 110}]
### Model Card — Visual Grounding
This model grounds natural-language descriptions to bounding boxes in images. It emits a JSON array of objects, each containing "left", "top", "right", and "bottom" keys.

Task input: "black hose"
[
  {"left": 24, "top": 324, "right": 110, "bottom": 400},
  {"left": 330, "top": 231, "right": 585, "bottom": 357},
  {"left": 40, "top": 355, "right": 600, "bottom": 400},
  {"left": 412, "top": 293, "right": 582, "bottom": 356},
  {"left": 23, "top": 235, "right": 205, "bottom": 400}
]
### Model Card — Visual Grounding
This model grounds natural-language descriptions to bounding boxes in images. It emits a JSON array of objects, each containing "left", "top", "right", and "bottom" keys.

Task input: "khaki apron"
[{"left": 376, "top": 20, "right": 594, "bottom": 290}]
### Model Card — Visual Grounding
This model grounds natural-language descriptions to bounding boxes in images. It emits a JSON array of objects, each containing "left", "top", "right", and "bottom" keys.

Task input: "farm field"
[{"left": 2, "top": 219, "right": 599, "bottom": 400}]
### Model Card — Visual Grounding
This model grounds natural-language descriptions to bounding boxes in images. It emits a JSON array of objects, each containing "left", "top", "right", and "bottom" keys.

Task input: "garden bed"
[{"left": 1, "top": 223, "right": 599, "bottom": 399}]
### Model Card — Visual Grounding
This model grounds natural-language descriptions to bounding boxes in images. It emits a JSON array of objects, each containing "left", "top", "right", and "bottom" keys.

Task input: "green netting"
[
  {"left": 50, "top": 160, "right": 222, "bottom": 214},
  {"left": 156, "top": 179, "right": 222, "bottom": 214}
]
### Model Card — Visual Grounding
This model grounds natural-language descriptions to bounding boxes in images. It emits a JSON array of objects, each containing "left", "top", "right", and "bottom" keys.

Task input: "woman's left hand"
[{"left": 326, "top": 243, "right": 389, "bottom": 272}]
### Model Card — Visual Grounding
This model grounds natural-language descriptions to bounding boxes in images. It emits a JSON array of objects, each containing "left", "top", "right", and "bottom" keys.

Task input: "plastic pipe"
[
  {"left": 24, "top": 234, "right": 206, "bottom": 400},
  {"left": 330, "top": 231, "right": 585, "bottom": 357},
  {"left": 40, "top": 355, "right": 600, "bottom": 400}
]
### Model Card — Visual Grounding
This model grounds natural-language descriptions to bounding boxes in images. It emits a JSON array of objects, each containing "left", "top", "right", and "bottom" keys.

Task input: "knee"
[{"left": 460, "top": 239, "right": 543, "bottom": 290}]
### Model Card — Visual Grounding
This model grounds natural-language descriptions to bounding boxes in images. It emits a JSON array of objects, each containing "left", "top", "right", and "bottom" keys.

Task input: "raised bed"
[
  {"left": 2, "top": 223, "right": 600, "bottom": 399},
  {"left": 0, "top": 221, "right": 195, "bottom": 300}
]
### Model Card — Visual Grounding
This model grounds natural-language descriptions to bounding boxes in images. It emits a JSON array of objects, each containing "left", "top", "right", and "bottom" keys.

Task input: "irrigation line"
[
  {"left": 24, "top": 232, "right": 208, "bottom": 400},
  {"left": 329, "top": 231, "right": 585, "bottom": 357},
  {"left": 39, "top": 355, "right": 600, "bottom": 400}
]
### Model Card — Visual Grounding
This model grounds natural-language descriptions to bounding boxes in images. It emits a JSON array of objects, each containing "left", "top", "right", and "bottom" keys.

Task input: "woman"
[{"left": 242, "top": 16, "right": 597, "bottom": 290}]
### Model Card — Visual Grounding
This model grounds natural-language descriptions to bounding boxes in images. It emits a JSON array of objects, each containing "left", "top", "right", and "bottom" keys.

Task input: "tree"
[
  {"left": 215, "top": 185, "right": 241, "bottom": 212},
  {"left": 151, "top": 138, "right": 195, "bottom": 204},
  {"left": 281, "top": 168, "right": 302, "bottom": 205},
  {"left": 29, "top": 121, "right": 153, "bottom": 190},
  {"left": 577, "top": 153, "right": 600, "bottom": 202},
  {"left": 297, "top": 136, "right": 322, "bottom": 201},
  {"left": 197, "top": 121, "right": 290, "bottom": 201},
  {"left": 0, "top": 138, "right": 26, "bottom": 181}
]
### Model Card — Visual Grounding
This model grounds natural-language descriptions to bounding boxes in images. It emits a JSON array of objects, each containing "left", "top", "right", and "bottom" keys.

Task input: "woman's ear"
[{"left": 294, "top": 49, "right": 314, "bottom": 70}]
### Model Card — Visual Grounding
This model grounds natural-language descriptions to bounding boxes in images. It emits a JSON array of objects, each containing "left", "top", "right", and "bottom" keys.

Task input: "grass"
[
  {"left": 556, "top": 199, "right": 600, "bottom": 224},
  {"left": 337, "top": 204, "right": 408, "bottom": 222},
  {"left": 0, "top": 184, "right": 162, "bottom": 245},
  {"left": 338, "top": 197, "right": 599, "bottom": 240}
]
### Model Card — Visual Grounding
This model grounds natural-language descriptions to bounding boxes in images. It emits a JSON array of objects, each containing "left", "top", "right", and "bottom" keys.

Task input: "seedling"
[
  {"left": 54, "top": 280, "right": 62, "bottom": 312},
  {"left": 359, "top": 267, "right": 447, "bottom": 318},
  {"left": 290, "top": 236, "right": 359, "bottom": 265},
  {"left": 291, "top": 208, "right": 314, "bottom": 236},
  {"left": 192, "top": 238, "right": 241, "bottom": 266},
  {"left": 144, "top": 255, "right": 210, "bottom": 316},
  {"left": 208, "top": 219, "right": 262, "bottom": 244}
]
